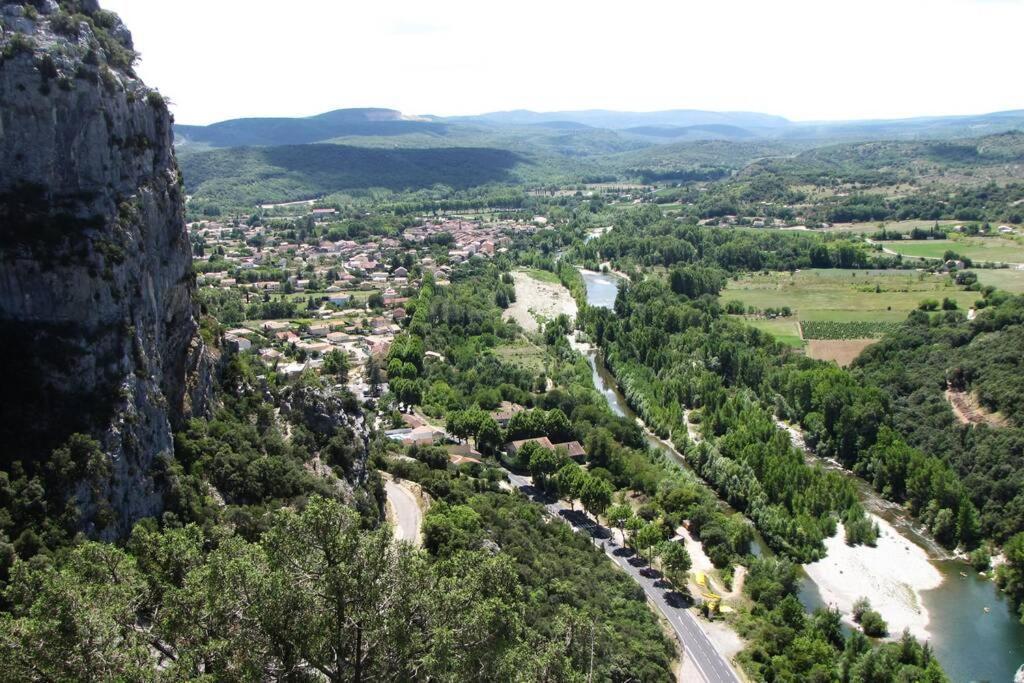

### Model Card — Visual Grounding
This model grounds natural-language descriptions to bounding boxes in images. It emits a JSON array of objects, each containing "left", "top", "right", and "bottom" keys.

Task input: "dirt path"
[{"left": 945, "top": 387, "right": 1008, "bottom": 428}]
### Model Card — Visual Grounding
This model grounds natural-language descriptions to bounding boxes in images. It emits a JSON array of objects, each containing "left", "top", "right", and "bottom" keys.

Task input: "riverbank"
[
  {"left": 504, "top": 270, "right": 578, "bottom": 332},
  {"left": 597, "top": 262, "right": 632, "bottom": 282},
  {"left": 804, "top": 516, "right": 942, "bottom": 640}
]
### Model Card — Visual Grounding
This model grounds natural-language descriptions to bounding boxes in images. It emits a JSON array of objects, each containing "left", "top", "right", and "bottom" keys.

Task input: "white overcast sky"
[{"left": 103, "top": 0, "right": 1023, "bottom": 126}]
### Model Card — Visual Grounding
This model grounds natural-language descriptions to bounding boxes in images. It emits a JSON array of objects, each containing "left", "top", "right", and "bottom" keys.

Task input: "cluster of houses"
[
  {"left": 402, "top": 218, "right": 539, "bottom": 263},
  {"left": 192, "top": 214, "right": 544, "bottom": 295},
  {"left": 192, "top": 213, "right": 553, "bottom": 403},
  {"left": 505, "top": 437, "right": 587, "bottom": 462}
]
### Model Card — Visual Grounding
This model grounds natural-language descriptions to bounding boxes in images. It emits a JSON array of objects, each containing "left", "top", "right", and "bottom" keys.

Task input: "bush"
[
  {"left": 146, "top": 90, "right": 166, "bottom": 109},
  {"left": 859, "top": 609, "right": 888, "bottom": 637},
  {"left": 50, "top": 11, "right": 81, "bottom": 37},
  {"left": 3, "top": 34, "right": 36, "bottom": 59},
  {"left": 970, "top": 547, "right": 991, "bottom": 572},
  {"left": 852, "top": 597, "right": 888, "bottom": 637}
]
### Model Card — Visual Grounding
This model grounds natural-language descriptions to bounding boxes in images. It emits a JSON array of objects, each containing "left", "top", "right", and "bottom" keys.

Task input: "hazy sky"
[{"left": 103, "top": 0, "right": 1023, "bottom": 126}]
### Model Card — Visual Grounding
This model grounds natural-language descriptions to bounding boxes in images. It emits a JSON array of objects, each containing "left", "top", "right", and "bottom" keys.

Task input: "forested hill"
[
  {"left": 852, "top": 292, "right": 1024, "bottom": 542},
  {"left": 175, "top": 108, "right": 447, "bottom": 147},
  {"left": 179, "top": 144, "right": 525, "bottom": 206},
  {"left": 742, "top": 131, "right": 1024, "bottom": 182}
]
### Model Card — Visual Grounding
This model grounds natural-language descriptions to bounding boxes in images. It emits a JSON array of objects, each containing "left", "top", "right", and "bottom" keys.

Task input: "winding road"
[
  {"left": 385, "top": 479, "right": 423, "bottom": 546},
  {"left": 504, "top": 470, "right": 741, "bottom": 683}
]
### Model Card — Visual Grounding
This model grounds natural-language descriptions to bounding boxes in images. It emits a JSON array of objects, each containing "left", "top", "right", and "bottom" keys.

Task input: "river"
[{"left": 577, "top": 268, "right": 1024, "bottom": 683}]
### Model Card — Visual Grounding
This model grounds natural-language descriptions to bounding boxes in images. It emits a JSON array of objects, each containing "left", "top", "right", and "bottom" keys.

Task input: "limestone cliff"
[{"left": 0, "top": 1, "right": 210, "bottom": 537}]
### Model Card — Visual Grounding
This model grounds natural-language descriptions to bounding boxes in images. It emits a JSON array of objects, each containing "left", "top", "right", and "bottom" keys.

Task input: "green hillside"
[{"left": 180, "top": 144, "right": 527, "bottom": 206}]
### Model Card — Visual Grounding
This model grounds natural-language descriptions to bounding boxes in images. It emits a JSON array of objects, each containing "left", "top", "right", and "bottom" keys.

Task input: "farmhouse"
[
  {"left": 491, "top": 401, "right": 525, "bottom": 428},
  {"left": 555, "top": 441, "right": 587, "bottom": 462},
  {"left": 505, "top": 437, "right": 554, "bottom": 457}
]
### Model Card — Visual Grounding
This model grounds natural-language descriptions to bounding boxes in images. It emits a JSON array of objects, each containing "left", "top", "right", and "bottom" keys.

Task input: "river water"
[{"left": 577, "top": 268, "right": 1024, "bottom": 682}]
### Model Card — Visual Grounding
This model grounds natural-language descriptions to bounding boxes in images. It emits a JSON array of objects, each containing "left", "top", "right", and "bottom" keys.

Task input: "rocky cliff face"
[{"left": 0, "top": 1, "right": 210, "bottom": 537}]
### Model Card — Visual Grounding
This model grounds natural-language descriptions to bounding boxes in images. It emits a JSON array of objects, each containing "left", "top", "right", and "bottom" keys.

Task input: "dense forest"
[
  {"left": 180, "top": 144, "right": 525, "bottom": 207},
  {"left": 1, "top": 494, "right": 616, "bottom": 680}
]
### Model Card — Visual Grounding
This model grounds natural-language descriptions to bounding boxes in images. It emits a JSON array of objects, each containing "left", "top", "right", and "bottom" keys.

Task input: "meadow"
[
  {"left": 521, "top": 268, "right": 562, "bottom": 284},
  {"left": 743, "top": 318, "right": 804, "bottom": 348},
  {"left": 975, "top": 268, "right": 1024, "bottom": 293},
  {"left": 883, "top": 236, "right": 1024, "bottom": 264},
  {"left": 494, "top": 339, "right": 548, "bottom": 374}
]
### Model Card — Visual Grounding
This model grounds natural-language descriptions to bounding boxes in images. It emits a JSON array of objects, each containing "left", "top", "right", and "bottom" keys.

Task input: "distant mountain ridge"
[
  {"left": 623, "top": 124, "right": 758, "bottom": 140},
  {"left": 174, "top": 107, "right": 1024, "bottom": 210},
  {"left": 450, "top": 108, "right": 791, "bottom": 130},
  {"left": 176, "top": 107, "right": 1024, "bottom": 151},
  {"left": 175, "top": 108, "right": 447, "bottom": 148}
]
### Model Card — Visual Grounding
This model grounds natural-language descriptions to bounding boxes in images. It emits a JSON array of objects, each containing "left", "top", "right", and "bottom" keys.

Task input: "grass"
[
  {"left": 974, "top": 269, "right": 1024, "bottom": 294},
  {"left": 741, "top": 317, "right": 805, "bottom": 348},
  {"left": 521, "top": 268, "right": 562, "bottom": 284},
  {"left": 723, "top": 269, "right": 977, "bottom": 327},
  {"left": 280, "top": 289, "right": 376, "bottom": 303},
  {"left": 884, "top": 236, "right": 1024, "bottom": 264},
  {"left": 494, "top": 339, "right": 548, "bottom": 374}
]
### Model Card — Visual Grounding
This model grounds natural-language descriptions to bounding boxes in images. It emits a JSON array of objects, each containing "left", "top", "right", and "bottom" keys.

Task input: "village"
[{"left": 189, "top": 210, "right": 542, "bottom": 406}]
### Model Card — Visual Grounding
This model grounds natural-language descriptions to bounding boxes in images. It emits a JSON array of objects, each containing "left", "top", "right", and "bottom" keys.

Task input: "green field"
[
  {"left": 742, "top": 317, "right": 805, "bottom": 348},
  {"left": 975, "top": 268, "right": 1024, "bottom": 294},
  {"left": 723, "top": 269, "right": 977, "bottom": 331},
  {"left": 281, "top": 289, "right": 377, "bottom": 303},
  {"left": 884, "top": 236, "right": 1024, "bottom": 264},
  {"left": 521, "top": 268, "right": 562, "bottom": 284}
]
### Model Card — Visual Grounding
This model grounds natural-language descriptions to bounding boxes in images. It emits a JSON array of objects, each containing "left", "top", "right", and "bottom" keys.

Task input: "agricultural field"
[
  {"left": 799, "top": 320, "right": 898, "bottom": 339},
  {"left": 882, "top": 236, "right": 1024, "bottom": 264},
  {"left": 725, "top": 269, "right": 979, "bottom": 365},
  {"left": 805, "top": 339, "right": 879, "bottom": 367},
  {"left": 723, "top": 269, "right": 977, "bottom": 324}
]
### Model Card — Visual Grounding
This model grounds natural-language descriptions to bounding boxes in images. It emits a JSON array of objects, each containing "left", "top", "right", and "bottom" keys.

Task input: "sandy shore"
[
  {"left": 804, "top": 515, "right": 942, "bottom": 640},
  {"left": 504, "top": 271, "right": 578, "bottom": 332}
]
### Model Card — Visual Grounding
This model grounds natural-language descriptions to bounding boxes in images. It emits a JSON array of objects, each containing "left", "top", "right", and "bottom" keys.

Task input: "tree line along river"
[{"left": 578, "top": 268, "right": 1024, "bottom": 683}]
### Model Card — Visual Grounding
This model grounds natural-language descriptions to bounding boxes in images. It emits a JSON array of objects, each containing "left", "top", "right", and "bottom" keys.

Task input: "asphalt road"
[
  {"left": 385, "top": 479, "right": 422, "bottom": 546},
  {"left": 505, "top": 471, "right": 740, "bottom": 683}
]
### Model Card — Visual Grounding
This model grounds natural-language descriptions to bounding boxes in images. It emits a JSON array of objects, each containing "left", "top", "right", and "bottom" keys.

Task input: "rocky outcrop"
[
  {"left": 0, "top": 1, "right": 209, "bottom": 537},
  {"left": 280, "top": 383, "right": 370, "bottom": 485}
]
